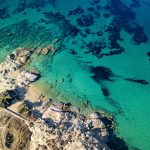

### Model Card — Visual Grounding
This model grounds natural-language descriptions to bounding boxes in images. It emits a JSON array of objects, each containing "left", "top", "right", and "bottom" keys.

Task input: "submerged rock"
[
  {"left": 101, "top": 87, "right": 110, "bottom": 97},
  {"left": 89, "top": 66, "right": 114, "bottom": 82},
  {"left": 68, "top": 6, "right": 84, "bottom": 16},
  {"left": 77, "top": 15, "right": 94, "bottom": 27},
  {"left": 124, "top": 78, "right": 149, "bottom": 85},
  {"left": 147, "top": 51, "right": 150, "bottom": 57},
  {"left": 0, "top": 7, "right": 10, "bottom": 19},
  {"left": 41, "top": 47, "right": 49, "bottom": 55},
  {"left": 40, "top": 38, "right": 59, "bottom": 55}
]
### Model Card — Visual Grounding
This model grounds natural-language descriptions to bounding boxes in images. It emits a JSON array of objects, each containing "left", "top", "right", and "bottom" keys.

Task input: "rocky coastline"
[{"left": 0, "top": 47, "right": 127, "bottom": 150}]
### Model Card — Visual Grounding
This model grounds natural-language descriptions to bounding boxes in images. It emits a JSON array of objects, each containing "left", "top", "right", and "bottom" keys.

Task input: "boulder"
[
  {"left": 41, "top": 45, "right": 56, "bottom": 55},
  {"left": 52, "top": 102, "right": 70, "bottom": 112},
  {"left": 41, "top": 47, "right": 49, "bottom": 55},
  {"left": 12, "top": 50, "right": 19, "bottom": 57},
  {"left": 20, "top": 56, "right": 29, "bottom": 64},
  {"left": 18, "top": 50, "right": 31, "bottom": 57},
  {"left": 48, "top": 45, "right": 56, "bottom": 52},
  {"left": 21, "top": 71, "right": 39, "bottom": 82},
  {"left": 89, "top": 112, "right": 101, "bottom": 119}
]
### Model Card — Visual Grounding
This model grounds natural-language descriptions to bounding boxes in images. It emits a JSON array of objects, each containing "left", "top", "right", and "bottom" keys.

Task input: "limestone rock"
[
  {"left": 41, "top": 47, "right": 49, "bottom": 55},
  {"left": 21, "top": 71, "right": 39, "bottom": 82},
  {"left": 29, "top": 103, "right": 112, "bottom": 150},
  {"left": 89, "top": 112, "right": 101, "bottom": 119},
  {"left": 20, "top": 56, "right": 29, "bottom": 64}
]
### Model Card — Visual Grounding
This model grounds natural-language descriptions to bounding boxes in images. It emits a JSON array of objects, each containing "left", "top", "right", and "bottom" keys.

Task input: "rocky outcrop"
[
  {"left": 40, "top": 38, "right": 59, "bottom": 55},
  {"left": 0, "top": 47, "right": 40, "bottom": 90},
  {"left": 0, "top": 47, "right": 32, "bottom": 76},
  {"left": 17, "top": 71, "right": 40, "bottom": 87},
  {"left": 29, "top": 102, "right": 114, "bottom": 150}
]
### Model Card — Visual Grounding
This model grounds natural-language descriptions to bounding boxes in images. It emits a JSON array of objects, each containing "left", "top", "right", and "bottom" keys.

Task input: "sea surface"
[{"left": 0, "top": 0, "right": 150, "bottom": 149}]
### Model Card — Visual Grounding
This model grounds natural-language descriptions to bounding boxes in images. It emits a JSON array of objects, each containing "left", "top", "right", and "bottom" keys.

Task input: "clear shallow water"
[{"left": 0, "top": 0, "right": 150, "bottom": 149}]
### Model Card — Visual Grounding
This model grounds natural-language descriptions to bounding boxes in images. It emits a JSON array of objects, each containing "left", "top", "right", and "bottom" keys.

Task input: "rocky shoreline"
[{"left": 0, "top": 47, "right": 127, "bottom": 150}]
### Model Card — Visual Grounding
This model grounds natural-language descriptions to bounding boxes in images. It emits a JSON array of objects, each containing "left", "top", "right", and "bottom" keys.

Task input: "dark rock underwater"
[{"left": 0, "top": 0, "right": 150, "bottom": 150}]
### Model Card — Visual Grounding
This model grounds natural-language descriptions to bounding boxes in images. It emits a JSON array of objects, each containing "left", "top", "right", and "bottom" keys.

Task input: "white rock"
[
  {"left": 21, "top": 71, "right": 38, "bottom": 82},
  {"left": 20, "top": 56, "right": 29, "bottom": 64},
  {"left": 90, "top": 112, "right": 101, "bottom": 119}
]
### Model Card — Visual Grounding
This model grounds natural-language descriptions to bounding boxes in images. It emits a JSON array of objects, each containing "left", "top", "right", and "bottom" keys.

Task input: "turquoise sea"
[{"left": 0, "top": 0, "right": 150, "bottom": 149}]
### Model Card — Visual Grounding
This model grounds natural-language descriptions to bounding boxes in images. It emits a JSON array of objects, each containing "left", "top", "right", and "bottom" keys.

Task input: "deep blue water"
[{"left": 0, "top": 0, "right": 150, "bottom": 149}]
